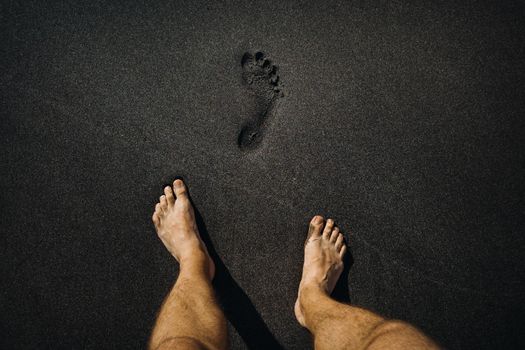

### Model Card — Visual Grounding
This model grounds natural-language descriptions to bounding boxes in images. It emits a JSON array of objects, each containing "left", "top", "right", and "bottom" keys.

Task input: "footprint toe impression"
[{"left": 238, "top": 51, "right": 283, "bottom": 151}]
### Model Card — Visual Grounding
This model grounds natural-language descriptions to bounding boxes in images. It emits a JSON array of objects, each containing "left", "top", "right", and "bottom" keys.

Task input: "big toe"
[
  {"left": 173, "top": 179, "right": 188, "bottom": 199},
  {"left": 307, "top": 215, "right": 324, "bottom": 242}
]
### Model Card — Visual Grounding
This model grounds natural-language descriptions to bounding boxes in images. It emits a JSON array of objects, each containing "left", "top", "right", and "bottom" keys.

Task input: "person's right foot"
[{"left": 295, "top": 216, "right": 347, "bottom": 327}]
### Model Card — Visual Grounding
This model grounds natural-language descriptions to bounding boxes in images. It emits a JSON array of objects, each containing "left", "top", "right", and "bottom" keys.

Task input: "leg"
[
  {"left": 149, "top": 179, "right": 228, "bottom": 350},
  {"left": 295, "top": 216, "right": 440, "bottom": 350}
]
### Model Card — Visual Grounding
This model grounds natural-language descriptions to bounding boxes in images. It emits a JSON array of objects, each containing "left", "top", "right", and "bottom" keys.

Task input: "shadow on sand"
[
  {"left": 193, "top": 207, "right": 284, "bottom": 350},
  {"left": 332, "top": 244, "right": 354, "bottom": 304}
]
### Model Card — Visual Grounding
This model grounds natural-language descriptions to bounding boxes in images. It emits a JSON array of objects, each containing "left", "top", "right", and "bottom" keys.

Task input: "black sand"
[{"left": 1, "top": 1, "right": 524, "bottom": 349}]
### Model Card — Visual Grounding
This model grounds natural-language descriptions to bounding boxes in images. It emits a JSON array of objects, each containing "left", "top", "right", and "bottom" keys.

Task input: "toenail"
[
  {"left": 174, "top": 179, "right": 183, "bottom": 188},
  {"left": 313, "top": 216, "right": 323, "bottom": 224}
]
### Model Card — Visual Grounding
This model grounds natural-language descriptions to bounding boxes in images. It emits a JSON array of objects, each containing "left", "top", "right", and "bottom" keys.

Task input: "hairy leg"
[
  {"left": 149, "top": 179, "right": 227, "bottom": 350},
  {"left": 295, "top": 216, "right": 439, "bottom": 350}
]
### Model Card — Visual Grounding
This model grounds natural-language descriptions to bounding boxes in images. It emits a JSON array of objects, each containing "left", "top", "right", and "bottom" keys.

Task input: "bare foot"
[
  {"left": 294, "top": 216, "right": 347, "bottom": 327},
  {"left": 152, "top": 179, "right": 215, "bottom": 280}
]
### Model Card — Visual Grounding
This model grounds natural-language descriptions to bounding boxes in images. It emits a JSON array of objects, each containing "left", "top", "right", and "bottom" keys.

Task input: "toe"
[
  {"left": 335, "top": 234, "right": 344, "bottom": 251},
  {"left": 241, "top": 52, "right": 254, "bottom": 67},
  {"left": 152, "top": 211, "right": 160, "bottom": 226},
  {"left": 329, "top": 226, "right": 339, "bottom": 242},
  {"left": 173, "top": 179, "right": 189, "bottom": 199},
  {"left": 322, "top": 219, "right": 334, "bottom": 239},
  {"left": 307, "top": 215, "right": 324, "bottom": 240},
  {"left": 159, "top": 195, "right": 167, "bottom": 211},
  {"left": 262, "top": 59, "right": 272, "bottom": 72},
  {"left": 339, "top": 245, "right": 347, "bottom": 259},
  {"left": 164, "top": 186, "right": 174, "bottom": 206},
  {"left": 255, "top": 51, "right": 265, "bottom": 63},
  {"left": 153, "top": 203, "right": 162, "bottom": 224}
]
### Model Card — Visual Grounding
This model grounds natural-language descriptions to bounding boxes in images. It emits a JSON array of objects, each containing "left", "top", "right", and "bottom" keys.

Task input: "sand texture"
[{"left": 1, "top": 1, "right": 524, "bottom": 349}]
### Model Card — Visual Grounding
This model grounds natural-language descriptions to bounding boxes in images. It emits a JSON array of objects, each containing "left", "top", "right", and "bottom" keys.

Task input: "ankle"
[
  {"left": 298, "top": 284, "right": 333, "bottom": 328},
  {"left": 179, "top": 249, "right": 212, "bottom": 279},
  {"left": 176, "top": 239, "right": 206, "bottom": 262},
  {"left": 299, "top": 283, "right": 328, "bottom": 300},
  {"left": 179, "top": 261, "right": 212, "bottom": 282}
]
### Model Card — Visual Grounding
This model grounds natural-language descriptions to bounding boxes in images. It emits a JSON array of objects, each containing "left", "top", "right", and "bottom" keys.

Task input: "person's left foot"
[{"left": 152, "top": 179, "right": 215, "bottom": 280}]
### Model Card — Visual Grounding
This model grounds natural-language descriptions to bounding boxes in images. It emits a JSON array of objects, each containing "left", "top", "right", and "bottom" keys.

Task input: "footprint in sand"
[{"left": 238, "top": 51, "right": 283, "bottom": 151}]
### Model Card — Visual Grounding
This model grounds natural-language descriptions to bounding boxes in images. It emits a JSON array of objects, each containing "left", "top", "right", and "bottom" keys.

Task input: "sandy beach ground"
[{"left": 1, "top": 1, "right": 524, "bottom": 348}]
